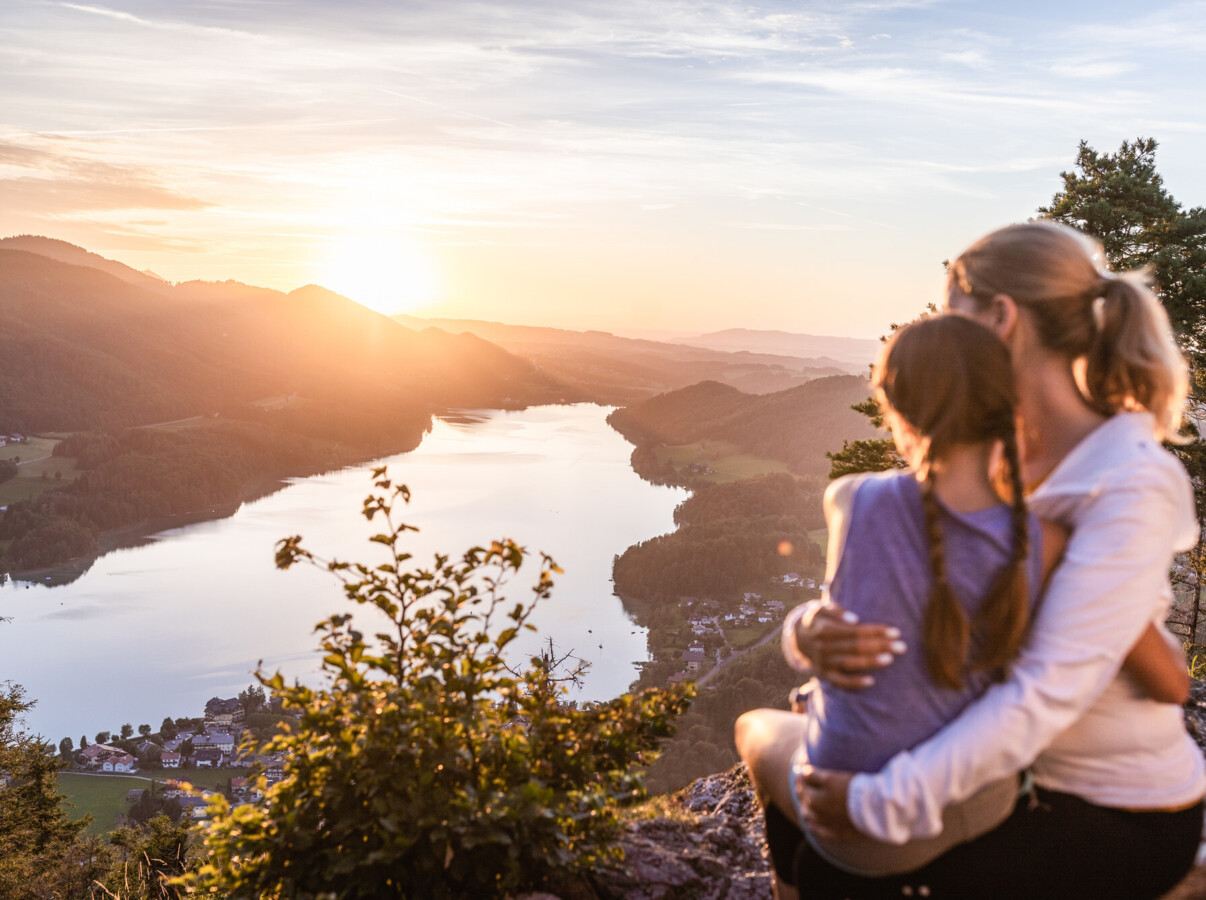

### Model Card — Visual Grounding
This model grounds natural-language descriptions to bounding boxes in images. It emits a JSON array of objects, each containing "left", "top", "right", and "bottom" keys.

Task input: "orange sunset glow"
[{"left": 2, "top": 1, "right": 1204, "bottom": 335}]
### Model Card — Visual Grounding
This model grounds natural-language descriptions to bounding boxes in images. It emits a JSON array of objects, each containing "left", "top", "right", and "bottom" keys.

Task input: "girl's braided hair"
[{"left": 874, "top": 315, "right": 1029, "bottom": 689}]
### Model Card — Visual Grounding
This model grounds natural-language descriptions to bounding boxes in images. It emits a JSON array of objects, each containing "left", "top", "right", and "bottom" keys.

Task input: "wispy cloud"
[
  {"left": 54, "top": 2, "right": 254, "bottom": 38},
  {"left": 0, "top": 136, "right": 211, "bottom": 213}
]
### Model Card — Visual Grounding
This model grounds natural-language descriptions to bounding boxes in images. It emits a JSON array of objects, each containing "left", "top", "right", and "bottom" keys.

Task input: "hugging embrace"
[{"left": 737, "top": 222, "right": 1205, "bottom": 900}]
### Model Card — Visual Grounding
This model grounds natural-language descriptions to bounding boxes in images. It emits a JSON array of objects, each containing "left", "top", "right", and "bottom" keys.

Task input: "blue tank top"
[{"left": 806, "top": 470, "right": 1045, "bottom": 773}]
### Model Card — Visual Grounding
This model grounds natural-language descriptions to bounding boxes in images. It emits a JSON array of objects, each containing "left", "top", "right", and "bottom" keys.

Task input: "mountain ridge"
[
  {"left": 392, "top": 313, "right": 862, "bottom": 403},
  {"left": 671, "top": 327, "right": 879, "bottom": 369}
]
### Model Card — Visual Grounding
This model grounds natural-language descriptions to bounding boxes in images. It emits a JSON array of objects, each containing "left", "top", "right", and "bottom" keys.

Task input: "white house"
[{"left": 101, "top": 752, "right": 136, "bottom": 773}]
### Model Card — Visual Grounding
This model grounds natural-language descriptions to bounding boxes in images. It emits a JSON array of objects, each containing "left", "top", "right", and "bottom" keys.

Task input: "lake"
[{"left": 0, "top": 404, "right": 687, "bottom": 743}]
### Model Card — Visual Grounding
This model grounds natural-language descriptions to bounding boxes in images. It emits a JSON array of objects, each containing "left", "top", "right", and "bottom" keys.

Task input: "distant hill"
[
  {"left": 607, "top": 375, "right": 877, "bottom": 479},
  {"left": 393, "top": 315, "right": 849, "bottom": 403},
  {"left": 0, "top": 235, "right": 171, "bottom": 294},
  {"left": 671, "top": 328, "right": 879, "bottom": 371},
  {"left": 0, "top": 244, "right": 574, "bottom": 433}
]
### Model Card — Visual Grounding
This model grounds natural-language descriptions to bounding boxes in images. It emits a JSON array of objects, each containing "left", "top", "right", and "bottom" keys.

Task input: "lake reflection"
[{"left": 0, "top": 405, "right": 687, "bottom": 743}]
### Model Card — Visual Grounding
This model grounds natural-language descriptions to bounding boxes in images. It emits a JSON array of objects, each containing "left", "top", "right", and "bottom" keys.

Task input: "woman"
[{"left": 743, "top": 221, "right": 1205, "bottom": 899}]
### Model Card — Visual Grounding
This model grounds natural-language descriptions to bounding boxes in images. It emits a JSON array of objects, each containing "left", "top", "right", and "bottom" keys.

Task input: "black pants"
[{"left": 765, "top": 787, "right": 1203, "bottom": 899}]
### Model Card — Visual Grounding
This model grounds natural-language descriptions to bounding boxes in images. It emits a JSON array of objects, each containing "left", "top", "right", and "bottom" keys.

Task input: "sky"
[{"left": 2, "top": 0, "right": 1204, "bottom": 337}]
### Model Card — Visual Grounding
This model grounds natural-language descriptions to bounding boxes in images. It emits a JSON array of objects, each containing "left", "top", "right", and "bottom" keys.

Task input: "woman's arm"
[
  {"left": 836, "top": 464, "right": 1195, "bottom": 843},
  {"left": 1038, "top": 518, "right": 1186, "bottom": 703},
  {"left": 1122, "top": 623, "right": 1190, "bottom": 704}
]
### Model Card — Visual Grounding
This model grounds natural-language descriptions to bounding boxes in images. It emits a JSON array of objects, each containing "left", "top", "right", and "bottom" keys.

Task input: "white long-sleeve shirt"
[{"left": 789, "top": 413, "right": 1206, "bottom": 843}]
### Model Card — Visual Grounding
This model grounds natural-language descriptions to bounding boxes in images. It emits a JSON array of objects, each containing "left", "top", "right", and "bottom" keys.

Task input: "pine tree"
[
  {"left": 1041, "top": 138, "right": 1206, "bottom": 643},
  {"left": 0, "top": 684, "right": 100, "bottom": 898},
  {"left": 1039, "top": 137, "right": 1206, "bottom": 370}
]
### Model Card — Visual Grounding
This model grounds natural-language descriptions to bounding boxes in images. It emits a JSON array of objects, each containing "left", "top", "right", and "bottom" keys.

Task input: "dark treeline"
[
  {"left": 0, "top": 405, "right": 430, "bottom": 572},
  {"left": 673, "top": 471, "right": 824, "bottom": 528},
  {"left": 614, "top": 516, "right": 822, "bottom": 601},
  {"left": 613, "top": 472, "right": 824, "bottom": 604},
  {"left": 627, "top": 442, "right": 684, "bottom": 488}
]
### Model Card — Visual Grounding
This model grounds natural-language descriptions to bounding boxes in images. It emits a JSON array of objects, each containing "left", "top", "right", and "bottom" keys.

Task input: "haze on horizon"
[{"left": 2, "top": 0, "right": 1204, "bottom": 338}]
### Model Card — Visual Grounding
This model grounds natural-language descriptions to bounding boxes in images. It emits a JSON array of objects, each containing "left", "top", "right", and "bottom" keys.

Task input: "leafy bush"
[{"left": 190, "top": 468, "right": 691, "bottom": 898}]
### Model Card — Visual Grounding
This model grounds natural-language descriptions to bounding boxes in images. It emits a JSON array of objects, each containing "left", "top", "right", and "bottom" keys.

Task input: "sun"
[{"left": 317, "top": 235, "right": 440, "bottom": 316}]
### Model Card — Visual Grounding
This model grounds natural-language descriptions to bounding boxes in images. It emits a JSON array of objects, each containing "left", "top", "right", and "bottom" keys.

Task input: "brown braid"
[
  {"left": 876, "top": 315, "right": 1032, "bottom": 691},
  {"left": 971, "top": 426, "right": 1031, "bottom": 678},
  {"left": 920, "top": 461, "right": 971, "bottom": 691}
]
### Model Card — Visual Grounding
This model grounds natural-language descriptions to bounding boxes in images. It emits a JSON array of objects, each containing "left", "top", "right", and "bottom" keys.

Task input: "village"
[
  {"left": 61, "top": 692, "right": 292, "bottom": 823},
  {"left": 660, "top": 572, "right": 818, "bottom": 686}
]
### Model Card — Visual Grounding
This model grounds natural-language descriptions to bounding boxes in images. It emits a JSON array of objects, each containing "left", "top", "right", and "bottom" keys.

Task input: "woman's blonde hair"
[
  {"left": 948, "top": 221, "right": 1188, "bottom": 440},
  {"left": 874, "top": 316, "right": 1029, "bottom": 689}
]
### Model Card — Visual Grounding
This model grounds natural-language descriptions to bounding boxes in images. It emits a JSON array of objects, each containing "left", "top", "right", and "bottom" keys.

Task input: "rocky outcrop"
[
  {"left": 591, "top": 766, "right": 771, "bottom": 900},
  {"left": 1183, "top": 677, "right": 1206, "bottom": 754}
]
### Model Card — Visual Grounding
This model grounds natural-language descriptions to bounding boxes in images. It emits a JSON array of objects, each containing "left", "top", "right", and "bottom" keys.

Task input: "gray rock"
[{"left": 591, "top": 765, "right": 772, "bottom": 900}]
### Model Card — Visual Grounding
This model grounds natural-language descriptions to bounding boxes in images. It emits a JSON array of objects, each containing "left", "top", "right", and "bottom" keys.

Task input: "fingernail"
[
  {"left": 842, "top": 611, "right": 860, "bottom": 624},
  {"left": 860, "top": 676, "right": 875, "bottom": 688},
  {"left": 885, "top": 627, "right": 901, "bottom": 639},
  {"left": 890, "top": 640, "right": 907, "bottom": 654},
  {"left": 876, "top": 653, "right": 894, "bottom": 665}
]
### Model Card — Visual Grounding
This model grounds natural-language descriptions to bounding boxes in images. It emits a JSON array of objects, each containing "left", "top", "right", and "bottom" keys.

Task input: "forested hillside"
[
  {"left": 0, "top": 247, "right": 573, "bottom": 434},
  {"left": 0, "top": 239, "right": 577, "bottom": 574},
  {"left": 607, "top": 375, "right": 876, "bottom": 478}
]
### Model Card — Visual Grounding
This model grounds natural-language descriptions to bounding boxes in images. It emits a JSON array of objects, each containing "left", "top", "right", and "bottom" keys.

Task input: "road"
[
  {"left": 60, "top": 770, "right": 157, "bottom": 783},
  {"left": 137, "top": 415, "right": 204, "bottom": 429},
  {"left": 695, "top": 623, "right": 782, "bottom": 688}
]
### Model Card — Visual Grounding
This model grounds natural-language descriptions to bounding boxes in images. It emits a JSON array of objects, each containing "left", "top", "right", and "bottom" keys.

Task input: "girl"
[{"left": 739, "top": 313, "right": 1068, "bottom": 885}]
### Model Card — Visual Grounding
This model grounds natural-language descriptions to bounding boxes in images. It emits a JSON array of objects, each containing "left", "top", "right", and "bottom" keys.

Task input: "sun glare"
[{"left": 318, "top": 235, "right": 440, "bottom": 316}]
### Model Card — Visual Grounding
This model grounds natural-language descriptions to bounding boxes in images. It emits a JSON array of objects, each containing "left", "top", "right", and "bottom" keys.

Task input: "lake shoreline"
[
  {"left": 7, "top": 463, "right": 362, "bottom": 587},
  {"left": 5, "top": 403, "right": 584, "bottom": 585}
]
